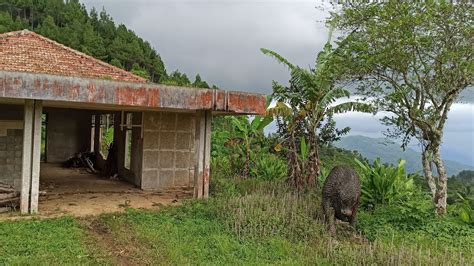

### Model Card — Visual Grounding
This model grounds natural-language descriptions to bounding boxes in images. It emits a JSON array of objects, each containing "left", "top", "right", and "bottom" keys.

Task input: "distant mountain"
[{"left": 335, "top": 135, "right": 474, "bottom": 176}]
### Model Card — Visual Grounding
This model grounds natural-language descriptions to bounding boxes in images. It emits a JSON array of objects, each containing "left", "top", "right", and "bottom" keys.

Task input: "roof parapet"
[{"left": 0, "top": 71, "right": 266, "bottom": 115}]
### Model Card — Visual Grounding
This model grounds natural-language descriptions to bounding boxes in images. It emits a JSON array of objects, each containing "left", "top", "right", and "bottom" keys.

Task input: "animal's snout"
[{"left": 341, "top": 209, "right": 353, "bottom": 216}]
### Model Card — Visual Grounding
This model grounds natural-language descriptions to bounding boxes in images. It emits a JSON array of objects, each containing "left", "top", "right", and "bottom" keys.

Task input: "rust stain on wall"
[
  {"left": 0, "top": 71, "right": 266, "bottom": 115},
  {"left": 227, "top": 92, "right": 266, "bottom": 115}
]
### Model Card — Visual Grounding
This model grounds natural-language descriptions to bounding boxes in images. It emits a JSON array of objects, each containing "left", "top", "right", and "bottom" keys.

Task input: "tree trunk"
[
  {"left": 308, "top": 146, "right": 320, "bottom": 187},
  {"left": 421, "top": 147, "right": 437, "bottom": 200},
  {"left": 432, "top": 145, "right": 448, "bottom": 215},
  {"left": 307, "top": 132, "right": 319, "bottom": 187},
  {"left": 288, "top": 129, "right": 302, "bottom": 189}
]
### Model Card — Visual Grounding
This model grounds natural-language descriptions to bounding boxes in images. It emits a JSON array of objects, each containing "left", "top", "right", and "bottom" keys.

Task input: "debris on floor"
[
  {"left": 0, "top": 182, "right": 19, "bottom": 208},
  {"left": 63, "top": 151, "right": 97, "bottom": 174}
]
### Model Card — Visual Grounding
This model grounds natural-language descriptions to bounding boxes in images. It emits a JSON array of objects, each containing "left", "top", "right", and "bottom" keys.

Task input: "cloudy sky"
[
  {"left": 81, "top": 0, "right": 473, "bottom": 167},
  {"left": 81, "top": 0, "right": 329, "bottom": 92}
]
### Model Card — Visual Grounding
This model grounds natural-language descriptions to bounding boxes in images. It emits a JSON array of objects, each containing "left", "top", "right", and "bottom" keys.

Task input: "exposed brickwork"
[
  {"left": 0, "top": 30, "right": 147, "bottom": 83},
  {"left": 141, "top": 112, "right": 196, "bottom": 189},
  {"left": 0, "top": 129, "right": 23, "bottom": 191}
]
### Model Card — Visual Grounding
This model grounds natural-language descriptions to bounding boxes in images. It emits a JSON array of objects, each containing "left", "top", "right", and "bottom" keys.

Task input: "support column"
[
  {"left": 202, "top": 111, "right": 211, "bottom": 198},
  {"left": 194, "top": 111, "right": 212, "bottom": 199},
  {"left": 20, "top": 100, "right": 43, "bottom": 214},
  {"left": 30, "top": 100, "right": 43, "bottom": 213},
  {"left": 20, "top": 100, "right": 34, "bottom": 214}
]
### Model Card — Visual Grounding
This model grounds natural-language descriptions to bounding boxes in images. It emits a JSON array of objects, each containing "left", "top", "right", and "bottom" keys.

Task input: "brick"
[
  {"left": 159, "top": 132, "right": 175, "bottom": 150},
  {"left": 175, "top": 151, "right": 190, "bottom": 169},
  {"left": 144, "top": 113, "right": 160, "bottom": 130},
  {"left": 141, "top": 170, "right": 159, "bottom": 190},
  {"left": 176, "top": 133, "right": 192, "bottom": 150},
  {"left": 175, "top": 170, "right": 190, "bottom": 187},
  {"left": 159, "top": 151, "right": 174, "bottom": 169},
  {"left": 143, "top": 151, "right": 159, "bottom": 169},
  {"left": 176, "top": 113, "right": 195, "bottom": 132},
  {"left": 143, "top": 131, "right": 160, "bottom": 149},
  {"left": 160, "top": 113, "right": 176, "bottom": 130},
  {"left": 159, "top": 170, "right": 174, "bottom": 188}
]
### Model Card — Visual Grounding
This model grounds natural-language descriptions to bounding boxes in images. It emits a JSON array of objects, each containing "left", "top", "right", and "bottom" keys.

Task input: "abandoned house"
[{"left": 0, "top": 30, "right": 265, "bottom": 214}]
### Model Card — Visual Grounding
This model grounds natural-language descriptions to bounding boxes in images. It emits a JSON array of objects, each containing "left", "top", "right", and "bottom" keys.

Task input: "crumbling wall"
[
  {"left": 141, "top": 111, "right": 196, "bottom": 190},
  {"left": 0, "top": 105, "right": 24, "bottom": 190},
  {"left": 44, "top": 108, "right": 92, "bottom": 163}
]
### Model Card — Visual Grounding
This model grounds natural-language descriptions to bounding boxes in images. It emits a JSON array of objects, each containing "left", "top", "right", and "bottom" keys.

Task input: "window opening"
[
  {"left": 124, "top": 113, "right": 133, "bottom": 170},
  {"left": 100, "top": 114, "right": 114, "bottom": 158}
]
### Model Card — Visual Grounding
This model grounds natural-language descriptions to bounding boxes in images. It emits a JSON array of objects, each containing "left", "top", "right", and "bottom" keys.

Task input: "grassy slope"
[
  {"left": 1, "top": 193, "right": 472, "bottom": 264},
  {"left": 0, "top": 217, "right": 106, "bottom": 264}
]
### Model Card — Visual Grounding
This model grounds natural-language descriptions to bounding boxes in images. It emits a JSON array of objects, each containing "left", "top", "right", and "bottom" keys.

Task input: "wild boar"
[{"left": 322, "top": 165, "right": 361, "bottom": 235}]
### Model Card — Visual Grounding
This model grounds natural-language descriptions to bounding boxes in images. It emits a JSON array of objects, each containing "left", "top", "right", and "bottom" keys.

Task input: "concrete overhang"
[{"left": 0, "top": 71, "right": 266, "bottom": 115}]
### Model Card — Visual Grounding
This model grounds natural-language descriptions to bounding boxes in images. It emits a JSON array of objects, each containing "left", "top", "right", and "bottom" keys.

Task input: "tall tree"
[
  {"left": 331, "top": 1, "right": 473, "bottom": 215},
  {"left": 193, "top": 74, "right": 210, "bottom": 88}
]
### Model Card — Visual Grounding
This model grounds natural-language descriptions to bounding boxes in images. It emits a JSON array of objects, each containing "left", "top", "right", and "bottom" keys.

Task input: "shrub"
[
  {"left": 251, "top": 153, "right": 287, "bottom": 181},
  {"left": 318, "top": 166, "right": 330, "bottom": 187},
  {"left": 453, "top": 194, "right": 474, "bottom": 226},
  {"left": 355, "top": 158, "right": 416, "bottom": 209},
  {"left": 358, "top": 197, "right": 474, "bottom": 253}
]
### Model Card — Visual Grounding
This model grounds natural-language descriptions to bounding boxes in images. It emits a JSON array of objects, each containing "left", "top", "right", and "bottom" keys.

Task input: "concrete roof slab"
[{"left": 0, "top": 71, "right": 266, "bottom": 115}]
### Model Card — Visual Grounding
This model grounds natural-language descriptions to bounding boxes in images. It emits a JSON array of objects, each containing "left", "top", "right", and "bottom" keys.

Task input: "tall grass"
[
  {"left": 208, "top": 164, "right": 473, "bottom": 264},
  {"left": 215, "top": 182, "right": 323, "bottom": 241}
]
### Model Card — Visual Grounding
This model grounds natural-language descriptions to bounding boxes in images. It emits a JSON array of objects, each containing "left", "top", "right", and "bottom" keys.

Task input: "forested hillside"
[
  {"left": 336, "top": 135, "right": 474, "bottom": 176},
  {"left": 0, "top": 0, "right": 210, "bottom": 87}
]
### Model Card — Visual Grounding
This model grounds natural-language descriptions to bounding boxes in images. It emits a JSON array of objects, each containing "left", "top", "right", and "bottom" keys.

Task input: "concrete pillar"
[
  {"left": 194, "top": 111, "right": 211, "bottom": 199},
  {"left": 20, "top": 100, "right": 43, "bottom": 214},
  {"left": 30, "top": 100, "right": 43, "bottom": 213},
  {"left": 20, "top": 100, "right": 33, "bottom": 214}
]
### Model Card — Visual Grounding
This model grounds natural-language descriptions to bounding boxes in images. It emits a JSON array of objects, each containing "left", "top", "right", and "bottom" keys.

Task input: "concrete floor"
[{"left": 1, "top": 164, "right": 192, "bottom": 219}]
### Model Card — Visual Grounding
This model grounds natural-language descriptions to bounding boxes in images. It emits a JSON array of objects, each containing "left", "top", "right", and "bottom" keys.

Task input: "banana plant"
[
  {"left": 228, "top": 96, "right": 273, "bottom": 178},
  {"left": 262, "top": 38, "right": 373, "bottom": 188},
  {"left": 456, "top": 194, "right": 474, "bottom": 226}
]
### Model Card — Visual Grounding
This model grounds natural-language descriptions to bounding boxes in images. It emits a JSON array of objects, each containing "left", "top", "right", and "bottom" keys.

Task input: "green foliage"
[
  {"left": 110, "top": 58, "right": 123, "bottom": 68},
  {"left": 331, "top": 1, "right": 473, "bottom": 147},
  {"left": 212, "top": 102, "right": 273, "bottom": 178},
  {"left": 358, "top": 205, "right": 474, "bottom": 253},
  {"left": 251, "top": 153, "right": 287, "bottom": 181},
  {"left": 131, "top": 63, "right": 151, "bottom": 80},
  {"left": 331, "top": 1, "right": 473, "bottom": 214},
  {"left": 355, "top": 158, "right": 416, "bottom": 208},
  {"left": 319, "top": 144, "right": 364, "bottom": 170},
  {"left": 456, "top": 170, "right": 474, "bottom": 182},
  {"left": 262, "top": 41, "right": 372, "bottom": 188},
  {"left": 192, "top": 74, "right": 210, "bottom": 88},
  {"left": 162, "top": 70, "right": 191, "bottom": 86},
  {"left": 453, "top": 194, "right": 474, "bottom": 226},
  {"left": 1, "top": 176, "right": 473, "bottom": 264}
]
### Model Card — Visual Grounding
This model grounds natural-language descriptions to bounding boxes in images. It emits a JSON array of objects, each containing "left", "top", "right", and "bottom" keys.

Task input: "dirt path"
[
  {"left": 80, "top": 218, "right": 147, "bottom": 265},
  {"left": 0, "top": 164, "right": 193, "bottom": 220}
]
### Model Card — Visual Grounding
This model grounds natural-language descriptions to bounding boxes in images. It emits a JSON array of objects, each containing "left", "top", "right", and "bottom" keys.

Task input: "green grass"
[
  {"left": 0, "top": 217, "right": 103, "bottom": 265},
  {"left": 99, "top": 208, "right": 315, "bottom": 265},
  {"left": 0, "top": 178, "right": 473, "bottom": 264}
]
